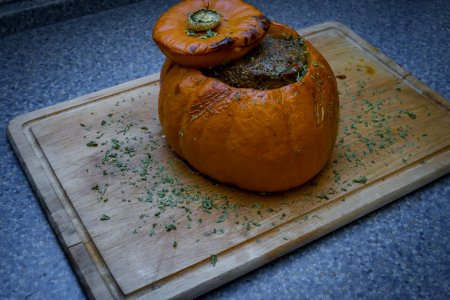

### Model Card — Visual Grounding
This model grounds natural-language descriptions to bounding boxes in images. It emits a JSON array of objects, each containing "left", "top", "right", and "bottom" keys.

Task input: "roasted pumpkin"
[
  {"left": 158, "top": 21, "right": 339, "bottom": 192},
  {"left": 152, "top": 0, "right": 270, "bottom": 68}
]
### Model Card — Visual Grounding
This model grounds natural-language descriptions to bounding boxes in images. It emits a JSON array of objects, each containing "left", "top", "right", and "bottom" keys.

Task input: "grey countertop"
[{"left": 1, "top": 0, "right": 449, "bottom": 299}]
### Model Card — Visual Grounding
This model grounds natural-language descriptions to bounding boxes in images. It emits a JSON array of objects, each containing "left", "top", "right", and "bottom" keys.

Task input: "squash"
[
  {"left": 152, "top": 0, "right": 270, "bottom": 68},
  {"left": 158, "top": 21, "right": 339, "bottom": 192}
]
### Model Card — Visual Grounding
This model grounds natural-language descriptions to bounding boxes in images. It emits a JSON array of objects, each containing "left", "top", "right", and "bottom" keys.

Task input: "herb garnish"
[
  {"left": 100, "top": 214, "right": 110, "bottom": 221},
  {"left": 353, "top": 176, "right": 368, "bottom": 184},
  {"left": 210, "top": 254, "right": 218, "bottom": 266},
  {"left": 87, "top": 141, "right": 98, "bottom": 147}
]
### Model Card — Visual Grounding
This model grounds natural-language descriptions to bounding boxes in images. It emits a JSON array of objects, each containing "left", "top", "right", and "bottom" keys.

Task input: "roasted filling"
[{"left": 202, "top": 33, "right": 308, "bottom": 90}]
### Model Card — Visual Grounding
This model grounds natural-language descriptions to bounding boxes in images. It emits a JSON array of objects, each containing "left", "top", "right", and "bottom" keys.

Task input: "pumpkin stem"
[{"left": 187, "top": 9, "right": 221, "bottom": 32}]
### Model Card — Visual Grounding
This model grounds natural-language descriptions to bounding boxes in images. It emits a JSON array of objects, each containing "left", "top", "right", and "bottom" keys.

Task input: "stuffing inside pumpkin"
[{"left": 202, "top": 23, "right": 308, "bottom": 90}]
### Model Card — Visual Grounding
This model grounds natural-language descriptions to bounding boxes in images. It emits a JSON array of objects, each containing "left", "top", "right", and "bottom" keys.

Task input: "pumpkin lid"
[{"left": 152, "top": 0, "right": 271, "bottom": 68}]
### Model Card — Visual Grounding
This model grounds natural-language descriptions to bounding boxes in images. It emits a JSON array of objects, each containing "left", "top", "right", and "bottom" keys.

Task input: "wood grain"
[{"left": 7, "top": 22, "right": 450, "bottom": 299}]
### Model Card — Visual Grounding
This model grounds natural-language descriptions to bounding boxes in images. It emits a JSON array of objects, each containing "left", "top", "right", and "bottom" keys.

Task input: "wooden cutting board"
[{"left": 7, "top": 22, "right": 450, "bottom": 299}]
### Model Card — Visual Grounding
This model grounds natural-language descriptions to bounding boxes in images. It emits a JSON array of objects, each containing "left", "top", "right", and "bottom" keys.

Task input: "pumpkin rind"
[
  {"left": 158, "top": 22, "right": 339, "bottom": 192},
  {"left": 152, "top": 0, "right": 270, "bottom": 68}
]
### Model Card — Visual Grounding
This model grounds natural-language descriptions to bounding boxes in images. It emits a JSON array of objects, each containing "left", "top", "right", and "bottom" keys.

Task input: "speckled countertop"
[{"left": 1, "top": 0, "right": 449, "bottom": 299}]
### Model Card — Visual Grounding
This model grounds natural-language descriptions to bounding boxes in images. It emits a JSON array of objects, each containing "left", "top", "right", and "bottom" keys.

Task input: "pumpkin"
[
  {"left": 152, "top": 0, "right": 270, "bottom": 68},
  {"left": 158, "top": 21, "right": 339, "bottom": 192}
]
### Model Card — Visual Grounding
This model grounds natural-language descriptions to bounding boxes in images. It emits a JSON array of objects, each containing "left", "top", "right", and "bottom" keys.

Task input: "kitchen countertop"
[{"left": 1, "top": 0, "right": 449, "bottom": 299}]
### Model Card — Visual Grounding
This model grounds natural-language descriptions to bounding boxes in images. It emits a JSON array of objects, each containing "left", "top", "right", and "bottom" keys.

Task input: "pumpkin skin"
[
  {"left": 158, "top": 22, "right": 339, "bottom": 192},
  {"left": 152, "top": 0, "right": 270, "bottom": 68}
]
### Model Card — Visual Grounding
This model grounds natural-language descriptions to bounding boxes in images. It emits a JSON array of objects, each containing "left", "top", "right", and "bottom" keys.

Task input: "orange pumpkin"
[
  {"left": 152, "top": 0, "right": 270, "bottom": 68},
  {"left": 158, "top": 22, "right": 339, "bottom": 192}
]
